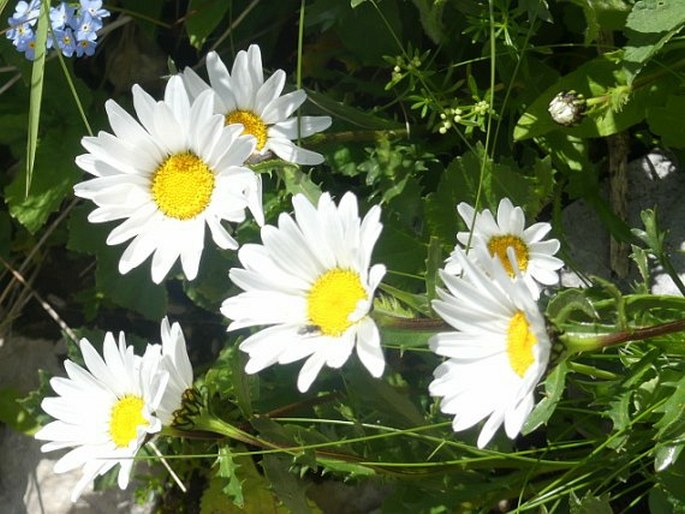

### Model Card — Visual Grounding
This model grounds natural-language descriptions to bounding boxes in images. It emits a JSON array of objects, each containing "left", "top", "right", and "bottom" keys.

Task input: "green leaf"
[
  {"left": 25, "top": 0, "right": 49, "bottom": 195},
  {"left": 185, "top": 0, "right": 231, "bottom": 49},
  {"left": 546, "top": 288, "right": 599, "bottom": 325},
  {"left": 647, "top": 95, "right": 685, "bottom": 148},
  {"left": 0, "top": 387, "right": 40, "bottom": 434},
  {"left": 261, "top": 454, "right": 314, "bottom": 514},
  {"left": 67, "top": 205, "right": 167, "bottom": 320},
  {"left": 280, "top": 165, "right": 322, "bottom": 204},
  {"left": 424, "top": 147, "right": 555, "bottom": 248},
  {"left": 522, "top": 361, "right": 568, "bottom": 434},
  {"left": 514, "top": 52, "right": 674, "bottom": 141},
  {"left": 317, "top": 458, "right": 376, "bottom": 478},
  {"left": 655, "top": 373, "right": 685, "bottom": 441},
  {"left": 218, "top": 446, "right": 245, "bottom": 507},
  {"left": 625, "top": 0, "right": 685, "bottom": 33},
  {"left": 655, "top": 443, "right": 684, "bottom": 472},
  {"left": 570, "top": 492, "right": 613, "bottom": 514},
  {"left": 346, "top": 370, "right": 426, "bottom": 429},
  {"left": 306, "top": 90, "right": 404, "bottom": 130},
  {"left": 424, "top": 236, "right": 442, "bottom": 305},
  {"left": 5, "top": 133, "right": 81, "bottom": 233}
]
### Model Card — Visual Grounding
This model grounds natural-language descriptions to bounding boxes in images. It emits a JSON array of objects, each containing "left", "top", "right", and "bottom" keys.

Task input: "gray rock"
[{"left": 561, "top": 150, "right": 685, "bottom": 295}]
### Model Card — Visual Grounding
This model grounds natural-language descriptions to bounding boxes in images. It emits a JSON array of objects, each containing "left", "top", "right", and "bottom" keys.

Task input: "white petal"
[{"left": 355, "top": 317, "right": 385, "bottom": 377}]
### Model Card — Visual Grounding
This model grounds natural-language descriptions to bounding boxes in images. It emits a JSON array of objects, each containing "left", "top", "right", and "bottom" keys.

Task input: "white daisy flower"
[
  {"left": 181, "top": 44, "right": 332, "bottom": 166},
  {"left": 429, "top": 246, "right": 551, "bottom": 448},
  {"left": 143, "top": 317, "right": 194, "bottom": 425},
  {"left": 446, "top": 197, "right": 563, "bottom": 298},
  {"left": 73, "top": 75, "right": 264, "bottom": 284},
  {"left": 34, "top": 332, "right": 168, "bottom": 501},
  {"left": 220, "top": 192, "right": 386, "bottom": 392}
]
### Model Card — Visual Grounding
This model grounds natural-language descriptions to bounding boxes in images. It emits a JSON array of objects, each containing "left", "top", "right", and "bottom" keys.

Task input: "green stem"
[{"left": 561, "top": 318, "right": 685, "bottom": 353}]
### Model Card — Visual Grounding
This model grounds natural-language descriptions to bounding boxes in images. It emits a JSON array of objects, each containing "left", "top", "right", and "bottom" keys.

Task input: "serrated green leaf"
[
  {"left": 186, "top": 0, "right": 231, "bottom": 49},
  {"left": 317, "top": 457, "right": 376, "bottom": 478},
  {"left": 280, "top": 165, "right": 322, "bottom": 204},
  {"left": 262, "top": 455, "right": 316, "bottom": 514},
  {"left": 522, "top": 361, "right": 568, "bottom": 434},
  {"left": 570, "top": 492, "right": 613, "bottom": 514},
  {"left": 217, "top": 446, "right": 244, "bottom": 508},
  {"left": 655, "top": 373, "right": 685, "bottom": 440}
]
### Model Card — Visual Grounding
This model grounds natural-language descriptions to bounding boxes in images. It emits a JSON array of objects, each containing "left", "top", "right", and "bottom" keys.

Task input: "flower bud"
[{"left": 547, "top": 90, "right": 586, "bottom": 127}]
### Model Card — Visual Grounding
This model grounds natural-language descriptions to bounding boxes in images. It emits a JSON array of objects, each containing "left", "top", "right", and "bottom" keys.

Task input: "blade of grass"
[
  {"left": 0, "top": 0, "right": 12, "bottom": 19},
  {"left": 25, "top": 0, "right": 50, "bottom": 196}
]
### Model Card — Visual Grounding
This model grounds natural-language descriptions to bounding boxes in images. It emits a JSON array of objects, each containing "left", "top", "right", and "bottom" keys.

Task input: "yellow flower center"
[
  {"left": 506, "top": 311, "right": 537, "bottom": 378},
  {"left": 225, "top": 110, "right": 268, "bottom": 151},
  {"left": 151, "top": 152, "right": 215, "bottom": 220},
  {"left": 487, "top": 234, "right": 530, "bottom": 276},
  {"left": 307, "top": 268, "right": 367, "bottom": 337},
  {"left": 109, "top": 395, "right": 148, "bottom": 448}
]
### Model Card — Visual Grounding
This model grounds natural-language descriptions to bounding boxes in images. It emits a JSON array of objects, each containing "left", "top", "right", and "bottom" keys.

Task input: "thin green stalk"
[
  {"left": 51, "top": 31, "right": 92, "bottom": 136},
  {"left": 465, "top": 0, "right": 497, "bottom": 251},
  {"left": 296, "top": 0, "right": 305, "bottom": 143}
]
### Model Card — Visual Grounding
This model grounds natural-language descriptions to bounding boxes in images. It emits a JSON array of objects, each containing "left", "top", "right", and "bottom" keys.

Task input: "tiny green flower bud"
[{"left": 547, "top": 90, "right": 586, "bottom": 127}]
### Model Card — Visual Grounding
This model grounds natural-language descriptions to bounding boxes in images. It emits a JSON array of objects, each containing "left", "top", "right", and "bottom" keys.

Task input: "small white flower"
[
  {"left": 429, "top": 247, "right": 551, "bottom": 448},
  {"left": 221, "top": 192, "right": 386, "bottom": 392},
  {"left": 143, "top": 317, "right": 194, "bottom": 425},
  {"left": 181, "top": 44, "right": 332, "bottom": 165},
  {"left": 34, "top": 332, "right": 167, "bottom": 501},
  {"left": 74, "top": 75, "right": 264, "bottom": 284},
  {"left": 447, "top": 197, "right": 563, "bottom": 297}
]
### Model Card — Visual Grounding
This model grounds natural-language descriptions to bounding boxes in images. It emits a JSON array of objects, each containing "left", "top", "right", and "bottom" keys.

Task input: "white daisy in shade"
[
  {"left": 446, "top": 197, "right": 563, "bottom": 298},
  {"left": 181, "top": 44, "right": 332, "bottom": 166},
  {"left": 34, "top": 332, "right": 168, "bottom": 502},
  {"left": 143, "top": 317, "right": 194, "bottom": 425},
  {"left": 73, "top": 75, "right": 264, "bottom": 284},
  {"left": 221, "top": 192, "right": 386, "bottom": 392},
  {"left": 429, "top": 246, "right": 551, "bottom": 449}
]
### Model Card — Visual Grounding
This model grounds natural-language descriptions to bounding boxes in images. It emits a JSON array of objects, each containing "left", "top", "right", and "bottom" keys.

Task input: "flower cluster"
[
  {"left": 39, "top": 41, "right": 573, "bottom": 501},
  {"left": 6, "top": 0, "right": 110, "bottom": 60},
  {"left": 430, "top": 198, "right": 563, "bottom": 447},
  {"left": 74, "top": 45, "right": 330, "bottom": 284},
  {"left": 35, "top": 318, "right": 193, "bottom": 501}
]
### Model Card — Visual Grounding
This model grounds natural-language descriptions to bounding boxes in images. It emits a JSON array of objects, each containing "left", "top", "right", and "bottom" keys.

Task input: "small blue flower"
[
  {"left": 75, "top": 38, "right": 96, "bottom": 57},
  {"left": 9, "top": 0, "right": 41, "bottom": 27},
  {"left": 79, "top": 0, "right": 110, "bottom": 20},
  {"left": 50, "top": 2, "right": 77, "bottom": 31},
  {"left": 16, "top": 32, "right": 37, "bottom": 60},
  {"left": 54, "top": 27, "right": 77, "bottom": 57},
  {"left": 74, "top": 12, "right": 99, "bottom": 42}
]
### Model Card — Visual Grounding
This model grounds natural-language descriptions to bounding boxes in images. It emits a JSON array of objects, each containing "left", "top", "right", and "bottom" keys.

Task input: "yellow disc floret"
[
  {"left": 151, "top": 152, "right": 215, "bottom": 220},
  {"left": 109, "top": 395, "right": 148, "bottom": 448},
  {"left": 506, "top": 311, "right": 537, "bottom": 378},
  {"left": 225, "top": 110, "right": 268, "bottom": 150},
  {"left": 487, "top": 234, "right": 530, "bottom": 276},
  {"left": 307, "top": 268, "right": 367, "bottom": 337}
]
